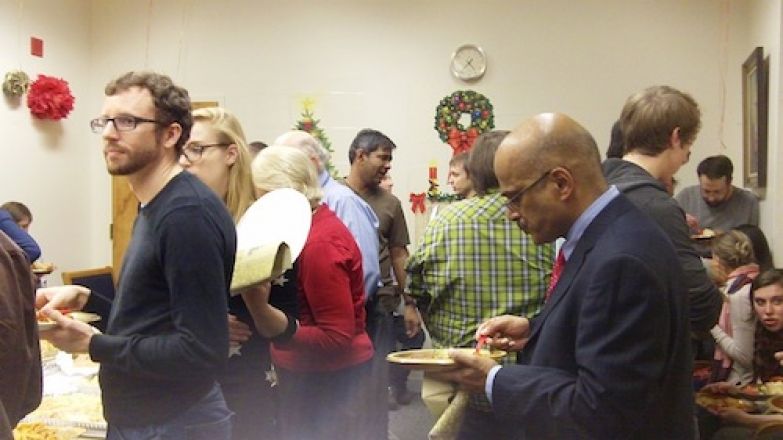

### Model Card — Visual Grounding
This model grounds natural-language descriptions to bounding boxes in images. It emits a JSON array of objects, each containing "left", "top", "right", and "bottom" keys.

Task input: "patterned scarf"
[{"left": 712, "top": 264, "right": 759, "bottom": 381}]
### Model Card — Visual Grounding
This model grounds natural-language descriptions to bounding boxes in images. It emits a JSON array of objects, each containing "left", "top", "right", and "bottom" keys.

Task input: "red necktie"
[{"left": 545, "top": 249, "right": 566, "bottom": 302}]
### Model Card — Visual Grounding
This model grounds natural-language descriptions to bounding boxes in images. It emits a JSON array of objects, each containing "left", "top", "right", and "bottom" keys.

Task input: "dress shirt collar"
[{"left": 561, "top": 185, "right": 620, "bottom": 260}]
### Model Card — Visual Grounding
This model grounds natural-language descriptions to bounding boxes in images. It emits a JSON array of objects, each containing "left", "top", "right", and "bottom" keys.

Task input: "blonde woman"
[
  {"left": 243, "top": 146, "right": 373, "bottom": 440},
  {"left": 182, "top": 107, "right": 296, "bottom": 440},
  {"left": 709, "top": 230, "right": 759, "bottom": 386}
]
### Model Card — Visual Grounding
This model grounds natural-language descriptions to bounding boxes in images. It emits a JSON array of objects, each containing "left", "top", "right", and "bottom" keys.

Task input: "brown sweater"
[{"left": 0, "top": 231, "right": 41, "bottom": 435}]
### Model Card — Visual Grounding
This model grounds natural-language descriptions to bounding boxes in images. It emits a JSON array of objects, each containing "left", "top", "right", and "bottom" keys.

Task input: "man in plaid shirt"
[{"left": 407, "top": 130, "right": 553, "bottom": 427}]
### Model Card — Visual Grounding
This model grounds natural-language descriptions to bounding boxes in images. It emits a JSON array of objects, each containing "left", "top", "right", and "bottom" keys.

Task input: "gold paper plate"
[
  {"left": 37, "top": 312, "right": 100, "bottom": 331},
  {"left": 386, "top": 348, "right": 506, "bottom": 372}
]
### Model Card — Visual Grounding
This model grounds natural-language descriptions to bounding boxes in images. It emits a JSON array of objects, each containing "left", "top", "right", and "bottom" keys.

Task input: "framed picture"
[{"left": 741, "top": 47, "right": 768, "bottom": 198}]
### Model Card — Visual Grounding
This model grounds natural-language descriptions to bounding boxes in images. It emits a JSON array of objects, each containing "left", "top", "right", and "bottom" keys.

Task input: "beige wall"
[
  {"left": 0, "top": 0, "right": 100, "bottom": 283},
  {"left": 1, "top": 0, "right": 782, "bottom": 281}
]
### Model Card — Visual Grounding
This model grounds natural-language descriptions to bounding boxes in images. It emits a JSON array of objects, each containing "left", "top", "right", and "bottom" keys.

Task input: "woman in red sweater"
[{"left": 243, "top": 145, "right": 373, "bottom": 440}]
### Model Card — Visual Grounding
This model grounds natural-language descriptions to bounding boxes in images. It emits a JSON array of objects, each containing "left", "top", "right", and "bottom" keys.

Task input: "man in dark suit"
[{"left": 447, "top": 113, "right": 695, "bottom": 439}]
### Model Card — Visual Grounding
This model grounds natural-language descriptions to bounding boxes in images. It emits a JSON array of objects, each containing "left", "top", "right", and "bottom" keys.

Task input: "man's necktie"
[{"left": 545, "top": 249, "right": 566, "bottom": 302}]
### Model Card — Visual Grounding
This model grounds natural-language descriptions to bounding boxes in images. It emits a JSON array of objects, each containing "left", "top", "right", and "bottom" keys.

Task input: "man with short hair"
[
  {"left": 675, "top": 155, "right": 759, "bottom": 232},
  {"left": 274, "top": 130, "right": 381, "bottom": 301},
  {"left": 345, "top": 128, "right": 422, "bottom": 427},
  {"left": 602, "top": 85, "right": 721, "bottom": 336},
  {"left": 447, "top": 152, "right": 475, "bottom": 199},
  {"left": 447, "top": 113, "right": 694, "bottom": 438},
  {"left": 37, "top": 71, "right": 236, "bottom": 439},
  {"left": 408, "top": 130, "right": 553, "bottom": 427}
]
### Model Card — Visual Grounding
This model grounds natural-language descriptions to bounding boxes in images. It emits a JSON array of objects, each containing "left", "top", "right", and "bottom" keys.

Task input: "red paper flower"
[{"left": 27, "top": 74, "right": 75, "bottom": 120}]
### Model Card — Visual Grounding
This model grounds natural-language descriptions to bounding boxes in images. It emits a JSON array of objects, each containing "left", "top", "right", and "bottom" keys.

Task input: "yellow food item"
[
  {"left": 12, "top": 423, "right": 58, "bottom": 440},
  {"left": 39, "top": 340, "right": 58, "bottom": 360},
  {"left": 696, "top": 392, "right": 753, "bottom": 412},
  {"left": 30, "top": 262, "right": 54, "bottom": 272},
  {"left": 26, "top": 394, "right": 104, "bottom": 424},
  {"left": 701, "top": 228, "right": 716, "bottom": 238},
  {"left": 761, "top": 381, "right": 783, "bottom": 395}
]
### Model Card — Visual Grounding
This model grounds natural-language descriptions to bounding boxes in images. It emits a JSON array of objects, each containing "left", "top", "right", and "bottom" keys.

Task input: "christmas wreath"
[
  {"left": 434, "top": 90, "right": 494, "bottom": 155},
  {"left": 2, "top": 70, "right": 30, "bottom": 98},
  {"left": 27, "top": 74, "right": 75, "bottom": 120}
]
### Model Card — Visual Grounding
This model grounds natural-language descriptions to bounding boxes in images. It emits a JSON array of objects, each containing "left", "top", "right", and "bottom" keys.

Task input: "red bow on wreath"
[
  {"left": 448, "top": 127, "right": 479, "bottom": 155},
  {"left": 409, "top": 193, "right": 427, "bottom": 214}
]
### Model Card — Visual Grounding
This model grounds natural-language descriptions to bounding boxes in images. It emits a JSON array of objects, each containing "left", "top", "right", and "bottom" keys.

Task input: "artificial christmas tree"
[{"left": 293, "top": 103, "right": 338, "bottom": 177}]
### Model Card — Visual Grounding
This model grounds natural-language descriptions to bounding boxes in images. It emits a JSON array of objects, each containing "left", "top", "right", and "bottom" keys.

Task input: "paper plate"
[
  {"left": 236, "top": 188, "right": 312, "bottom": 262},
  {"left": 387, "top": 348, "right": 507, "bottom": 372}
]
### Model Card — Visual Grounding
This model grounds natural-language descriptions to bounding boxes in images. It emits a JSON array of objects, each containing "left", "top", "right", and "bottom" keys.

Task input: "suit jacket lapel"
[{"left": 525, "top": 196, "right": 632, "bottom": 344}]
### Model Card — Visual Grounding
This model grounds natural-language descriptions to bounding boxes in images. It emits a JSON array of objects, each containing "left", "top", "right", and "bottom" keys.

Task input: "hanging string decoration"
[{"left": 27, "top": 74, "right": 75, "bottom": 120}]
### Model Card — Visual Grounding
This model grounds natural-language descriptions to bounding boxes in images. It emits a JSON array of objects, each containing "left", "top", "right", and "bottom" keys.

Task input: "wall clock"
[{"left": 450, "top": 44, "right": 486, "bottom": 81}]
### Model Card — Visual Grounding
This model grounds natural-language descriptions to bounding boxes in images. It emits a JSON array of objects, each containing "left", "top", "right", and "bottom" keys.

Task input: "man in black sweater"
[
  {"left": 38, "top": 71, "right": 236, "bottom": 439},
  {"left": 602, "top": 85, "right": 721, "bottom": 340}
]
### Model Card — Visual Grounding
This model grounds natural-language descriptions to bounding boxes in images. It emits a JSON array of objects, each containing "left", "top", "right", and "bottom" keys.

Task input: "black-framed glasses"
[
  {"left": 90, "top": 115, "right": 163, "bottom": 133},
  {"left": 505, "top": 170, "right": 552, "bottom": 210},
  {"left": 181, "top": 143, "right": 230, "bottom": 163}
]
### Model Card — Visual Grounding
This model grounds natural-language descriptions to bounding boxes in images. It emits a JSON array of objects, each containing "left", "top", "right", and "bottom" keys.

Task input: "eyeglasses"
[
  {"left": 181, "top": 143, "right": 230, "bottom": 163},
  {"left": 90, "top": 115, "right": 163, "bottom": 133},
  {"left": 505, "top": 170, "right": 551, "bottom": 210}
]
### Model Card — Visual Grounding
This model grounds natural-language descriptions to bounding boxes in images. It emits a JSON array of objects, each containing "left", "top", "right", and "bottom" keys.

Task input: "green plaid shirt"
[{"left": 407, "top": 191, "right": 553, "bottom": 352}]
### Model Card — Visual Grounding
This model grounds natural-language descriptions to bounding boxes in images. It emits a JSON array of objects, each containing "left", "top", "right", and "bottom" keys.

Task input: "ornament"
[
  {"left": 2, "top": 70, "right": 30, "bottom": 98},
  {"left": 410, "top": 193, "right": 427, "bottom": 214},
  {"left": 27, "top": 74, "right": 75, "bottom": 120}
]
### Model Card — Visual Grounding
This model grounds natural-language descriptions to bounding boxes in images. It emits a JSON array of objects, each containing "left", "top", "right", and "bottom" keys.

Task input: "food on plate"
[
  {"left": 39, "top": 340, "right": 58, "bottom": 361},
  {"left": 30, "top": 261, "right": 54, "bottom": 273},
  {"left": 12, "top": 422, "right": 58, "bottom": 440},
  {"left": 695, "top": 391, "right": 755, "bottom": 412},
  {"left": 25, "top": 394, "right": 104, "bottom": 425},
  {"left": 743, "top": 381, "right": 783, "bottom": 396},
  {"left": 13, "top": 423, "right": 85, "bottom": 440}
]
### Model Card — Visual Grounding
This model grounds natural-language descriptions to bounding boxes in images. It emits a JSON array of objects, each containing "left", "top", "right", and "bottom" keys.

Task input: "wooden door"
[{"left": 111, "top": 176, "right": 137, "bottom": 281}]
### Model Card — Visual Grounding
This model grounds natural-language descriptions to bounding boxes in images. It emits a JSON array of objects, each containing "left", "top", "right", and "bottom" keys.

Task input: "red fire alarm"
[{"left": 31, "top": 37, "right": 43, "bottom": 57}]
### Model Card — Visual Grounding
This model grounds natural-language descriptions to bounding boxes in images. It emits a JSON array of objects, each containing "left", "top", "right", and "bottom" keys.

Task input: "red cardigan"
[{"left": 272, "top": 205, "right": 373, "bottom": 372}]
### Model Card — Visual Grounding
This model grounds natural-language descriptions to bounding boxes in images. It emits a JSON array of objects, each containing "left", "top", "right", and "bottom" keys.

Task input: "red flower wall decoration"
[{"left": 27, "top": 74, "right": 75, "bottom": 120}]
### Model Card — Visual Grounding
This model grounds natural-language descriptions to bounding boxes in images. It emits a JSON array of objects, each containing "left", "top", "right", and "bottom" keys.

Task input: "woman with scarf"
[{"left": 709, "top": 230, "right": 760, "bottom": 386}]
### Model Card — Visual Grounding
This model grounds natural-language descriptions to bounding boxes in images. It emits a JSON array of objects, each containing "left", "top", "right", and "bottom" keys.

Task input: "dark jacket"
[
  {"left": 0, "top": 231, "right": 41, "bottom": 434},
  {"left": 492, "top": 195, "right": 695, "bottom": 439},
  {"left": 602, "top": 158, "right": 721, "bottom": 333}
]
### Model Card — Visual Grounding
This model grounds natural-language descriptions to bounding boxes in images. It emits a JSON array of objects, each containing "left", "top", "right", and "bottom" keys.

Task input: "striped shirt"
[{"left": 407, "top": 191, "right": 553, "bottom": 352}]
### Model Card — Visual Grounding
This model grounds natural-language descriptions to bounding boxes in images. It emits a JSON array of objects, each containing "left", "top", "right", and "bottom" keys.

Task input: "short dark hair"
[
  {"left": 1, "top": 201, "right": 32, "bottom": 223},
  {"left": 348, "top": 129, "right": 396, "bottom": 164},
  {"left": 621, "top": 85, "right": 701, "bottom": 156},
  {"left": 735, "top": 224, "right": 774, "bottom": 272},
  {"left": 697, "top": 155, "right": 733, "bottom": 181},
  {"left": 467, "top": 130, "right": 509, "bottom": 196},
  {"left": 248, "top": 141, "right": 268, "bottom": 157},
  {"left": 105, "top": 71, "right": 192, "bottom": 154},
  {"left": 605, "top": 120, "right": 624, "bottom": 159}
]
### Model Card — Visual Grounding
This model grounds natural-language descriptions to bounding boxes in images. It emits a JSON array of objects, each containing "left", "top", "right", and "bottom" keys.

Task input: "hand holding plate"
[
  {"left": 440, "top": 349, "right": 498, "bottom": 394},
  {"left": 38, "top": 308, "right": 97, "bottom": 354}
]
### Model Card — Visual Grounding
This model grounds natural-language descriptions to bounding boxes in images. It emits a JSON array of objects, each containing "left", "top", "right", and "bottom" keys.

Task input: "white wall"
[
  {"left": 86, "top": 0, "right": 743, "bottom": 239},
  {"left": 2, "top": 0, "right": 781, "bottom": 277},
  {"left": 0, "top": 0, "right": 101, "bottom": 284}
]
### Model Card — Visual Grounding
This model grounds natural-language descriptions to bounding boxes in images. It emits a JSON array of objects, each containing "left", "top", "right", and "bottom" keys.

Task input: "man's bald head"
[
  {"left": 495, "top": 113, "right": 606, "bottom": 244},
  {"left": 499, "top": 113, "right": 603, "bottom": 181},
  {"left": 273, "top": 130, "right": 330, "bottom": 173}
]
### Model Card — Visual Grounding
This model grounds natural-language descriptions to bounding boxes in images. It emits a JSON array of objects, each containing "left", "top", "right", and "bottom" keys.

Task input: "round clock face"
[{"left": 450, "top": 44, "right": 486, "bottom": 81}]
